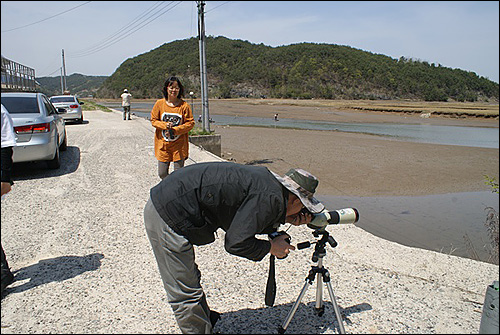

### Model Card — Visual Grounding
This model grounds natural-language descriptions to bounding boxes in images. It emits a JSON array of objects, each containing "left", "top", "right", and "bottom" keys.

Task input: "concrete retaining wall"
[{"left": 189, "top": 134, "right": 221, "bottom": 157}]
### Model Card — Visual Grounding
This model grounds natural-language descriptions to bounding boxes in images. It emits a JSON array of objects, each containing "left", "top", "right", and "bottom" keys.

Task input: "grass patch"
[
  {"left": 189, "top": 126, "right": 215, "bottom": 136},
  {"left": 80, "top": 99, "right": 113, "bottom": 113}
]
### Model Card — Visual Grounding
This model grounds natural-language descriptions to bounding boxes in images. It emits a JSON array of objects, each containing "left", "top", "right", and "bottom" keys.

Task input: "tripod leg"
[
  {"left": 325, "top": 280, "right": 346, "bottom": 334},
  {"left": 278, "top": 280, "right": 311, "bottom": 334},
  {"left": 315, "top": 273, "right": 324, "bottom": 316}
]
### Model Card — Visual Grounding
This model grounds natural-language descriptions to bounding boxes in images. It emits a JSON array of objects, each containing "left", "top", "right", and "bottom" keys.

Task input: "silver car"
[
  {"left": 1, "top": 92, "right": 67, "bottom": 169},
  {"left": 49, "top": 95, "right": 84, "bottom": 123}
]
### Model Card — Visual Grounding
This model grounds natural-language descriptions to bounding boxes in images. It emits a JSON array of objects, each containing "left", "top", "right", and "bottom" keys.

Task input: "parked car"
[
  {"left": 49, "top": 95, "right": 84, "bottom": 123},
  {"left": 1, "top": 92, "right": 67, "bottom": 169}
]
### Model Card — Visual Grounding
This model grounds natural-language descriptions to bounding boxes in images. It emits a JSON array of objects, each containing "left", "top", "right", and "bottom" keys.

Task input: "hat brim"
[{"left": 271, "top": 171, "right": 324, "bottom": 214}]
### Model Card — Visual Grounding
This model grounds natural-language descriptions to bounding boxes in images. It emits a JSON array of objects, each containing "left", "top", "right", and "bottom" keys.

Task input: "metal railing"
[{"left": 1, "top": 56, "right": 36, "bottom": 92}]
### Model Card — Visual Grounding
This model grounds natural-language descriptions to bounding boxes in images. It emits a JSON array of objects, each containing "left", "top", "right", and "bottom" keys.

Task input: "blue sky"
[{"left": 1, "top": 1, "right": 499, "bottom": 83}]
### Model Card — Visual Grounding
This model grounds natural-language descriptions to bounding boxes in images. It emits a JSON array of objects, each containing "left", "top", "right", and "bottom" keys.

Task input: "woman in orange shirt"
[{"left": 151, "top": 77, "right": 195, "bottom": 179}]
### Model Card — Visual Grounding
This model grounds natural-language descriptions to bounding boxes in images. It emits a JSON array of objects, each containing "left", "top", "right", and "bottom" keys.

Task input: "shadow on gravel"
[
  {"left": 12, "top": 146, "right": 81, "bottom": 181},
  {"left": 65, "top": 120, "right": 90, "bottom": 126},
  {"left": 214, "top": 301, "right": 372, "bottom": 334},
  {"left": 4, "top": 253, "right": 104, "bottom": 296}
]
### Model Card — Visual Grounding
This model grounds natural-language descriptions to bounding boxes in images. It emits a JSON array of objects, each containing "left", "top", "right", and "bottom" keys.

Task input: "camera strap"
[{"left": 265, "top": 255, "right": 277, "bottom": 306}]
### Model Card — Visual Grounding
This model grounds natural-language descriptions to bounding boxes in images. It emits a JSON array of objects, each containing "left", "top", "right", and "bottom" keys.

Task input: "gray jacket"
[{"left": 150, "top": 162, "right": 288, "bottom": 261}]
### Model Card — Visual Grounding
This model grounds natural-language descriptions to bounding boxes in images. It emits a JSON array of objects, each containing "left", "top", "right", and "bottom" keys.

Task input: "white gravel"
[{"left": 1, "top": 109, "right": 498, "bottom": 334}]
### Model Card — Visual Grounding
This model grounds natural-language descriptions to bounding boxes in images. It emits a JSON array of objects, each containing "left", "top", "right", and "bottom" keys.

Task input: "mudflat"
[{"left": 203, "top": 99, "right": 499, "bottom": 197}]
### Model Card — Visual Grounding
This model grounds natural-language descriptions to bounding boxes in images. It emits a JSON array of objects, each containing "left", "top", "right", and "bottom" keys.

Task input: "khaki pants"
[{"left": 143, "top": 197, "right": 212, "bottom": 334}]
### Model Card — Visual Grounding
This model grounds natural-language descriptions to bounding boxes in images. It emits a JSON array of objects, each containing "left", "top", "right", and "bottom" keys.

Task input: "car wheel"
[
  {"left": 47, "top": 140, "right": 61, "bottom": 169},
  {"left": 60, "top": 130, "right": 68, "bottom": 151},
  {"left": 79, "top": 114, "right": 84, "bottom": 123}
]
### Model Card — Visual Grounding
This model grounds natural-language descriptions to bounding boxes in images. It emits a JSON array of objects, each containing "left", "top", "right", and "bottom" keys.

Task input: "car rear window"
[
  {"left": 50, "top": 97, "right": 76, "bottom": 103},
  {"left": 1, "top": 96, "right": 39, "bottom": 114}
]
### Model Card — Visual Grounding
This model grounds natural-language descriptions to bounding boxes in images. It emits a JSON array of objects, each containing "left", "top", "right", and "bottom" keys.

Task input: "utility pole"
[
  {"left": 197, "top": 1, "right": 210, "bottom": 132},
  {"left": 62, "top": 49, "right": 67, "bottom": 93},
  {"left": 60, "top": 67, "right": 64, "bottom": 94}
]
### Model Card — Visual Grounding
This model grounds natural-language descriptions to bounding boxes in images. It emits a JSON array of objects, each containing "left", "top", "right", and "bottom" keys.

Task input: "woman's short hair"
[{"left": 162, "top": 76, "right": 185, "bottom": 99}]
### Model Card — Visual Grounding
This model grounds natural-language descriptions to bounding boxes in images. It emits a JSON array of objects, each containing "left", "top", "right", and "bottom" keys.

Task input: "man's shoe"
[
  {"left": 209, "top": 310, "right": 221, "bottom": 327},
  {"left": 1, "top": 271, "right": 14, "bottom": 294}
]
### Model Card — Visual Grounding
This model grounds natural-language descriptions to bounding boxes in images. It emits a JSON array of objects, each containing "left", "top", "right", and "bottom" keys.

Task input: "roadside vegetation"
[
  {"left": 189, "top": 126, "right": 214, "bottom": 136},
  {"left": 80, "top": 99, "right": 113, "bottom": 113},
  {"left": 465, "top": 176, "right": 499, "bottom": 264},
  {"left": 484, "top": 176, "right": 499, "bottom": 265}
]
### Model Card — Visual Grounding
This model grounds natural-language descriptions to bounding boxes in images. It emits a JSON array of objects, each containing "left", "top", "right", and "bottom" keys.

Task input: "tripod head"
[{"left": 297, "top": 228, "right": 338, "bottom": 262}]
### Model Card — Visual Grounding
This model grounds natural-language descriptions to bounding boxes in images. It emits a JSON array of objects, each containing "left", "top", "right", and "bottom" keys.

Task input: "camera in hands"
[{"left": 268, "top": 231, "right": 291, "bottom": 259}]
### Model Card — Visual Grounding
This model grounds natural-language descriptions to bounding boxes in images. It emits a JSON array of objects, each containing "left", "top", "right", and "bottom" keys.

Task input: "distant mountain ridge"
[
  {"left": 36, "top": 73, "right": 108, "bottom": 97},
  {"left": 97, "top": 36, "right": 499, "bottom": 102}
]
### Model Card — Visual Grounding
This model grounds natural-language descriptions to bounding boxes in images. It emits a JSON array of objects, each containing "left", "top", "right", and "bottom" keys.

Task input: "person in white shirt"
[
  {"left": 1, "top": 104, "right": 16, "bottom": 294},
  {"left": 1, "top": 104, "right": 16, "bottom": 196},
  {"left": 121, "top": 89, "right": 132, "bottom": 120}
]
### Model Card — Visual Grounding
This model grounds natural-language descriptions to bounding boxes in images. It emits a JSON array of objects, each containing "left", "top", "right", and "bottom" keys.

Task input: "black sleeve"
[
  {"left": 1, "top": 146, "right": 14, "bottom": 184},
  {"left": 224, "top": 193, "right": 284, "bottom": 261}
]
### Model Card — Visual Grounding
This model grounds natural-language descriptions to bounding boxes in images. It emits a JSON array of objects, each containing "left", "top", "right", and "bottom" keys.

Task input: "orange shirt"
[{"left": 151, "top": 99, "right": 195, "bottom": 162}]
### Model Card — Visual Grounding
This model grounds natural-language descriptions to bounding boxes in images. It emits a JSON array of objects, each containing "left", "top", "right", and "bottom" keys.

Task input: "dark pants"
[
  {"left": 123, "top": 106, "right": 131, "bottom": 120},
  {"left": 1, "top": 244, "right": 14, "bottom": 292},
  {"left": 158, "top": 160, "right": 185, "bottom": 179}
]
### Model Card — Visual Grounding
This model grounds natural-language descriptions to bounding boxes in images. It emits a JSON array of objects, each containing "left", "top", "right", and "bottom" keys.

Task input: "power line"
[
  {"left": 68, "top": 1, "right": 168, "bottom": 57},
  {"left": 68, "top": 1, "right": 182, "bottom": 58},
  {"left": 36, "top": 55, "right": 61, "bottom": 77},
  {"left": 205, "top": 1, "right": 232, "bottom": 14},
  {"left": 44, "top": 67, "right": 62, "bottom": 77},
  {"left": 68, "top": 1, "right": 183, "bottom": 58},
  {"left": 1, "top": 1, "right": 92, "bottom": 33}
]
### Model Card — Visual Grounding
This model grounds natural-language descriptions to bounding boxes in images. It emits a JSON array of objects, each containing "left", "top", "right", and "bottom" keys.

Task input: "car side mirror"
[
  {"left": 80, "top": 101, "right": 84, "bottom": 105},
  {"left": 57, "top": 107, "right": 67, "bottom": 114}
]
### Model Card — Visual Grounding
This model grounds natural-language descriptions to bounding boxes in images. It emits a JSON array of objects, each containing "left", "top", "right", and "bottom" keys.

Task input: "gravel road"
[{"left": 1, "top": 109, "right": 497, "bottom": 334}]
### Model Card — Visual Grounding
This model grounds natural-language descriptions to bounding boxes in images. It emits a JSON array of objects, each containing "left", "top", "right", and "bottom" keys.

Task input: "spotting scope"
[{"left": 307, "top": 208, "right": 359, "bottom": 229}]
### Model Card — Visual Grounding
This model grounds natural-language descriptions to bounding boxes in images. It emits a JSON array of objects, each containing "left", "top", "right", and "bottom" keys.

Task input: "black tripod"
[{"left": 278, "top": 229, "right": 346, "bottom": 334}]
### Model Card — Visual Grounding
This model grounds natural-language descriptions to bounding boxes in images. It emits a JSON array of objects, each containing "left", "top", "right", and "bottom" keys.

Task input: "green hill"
[
  {"left": 96, "top": 36, "right": 499, "bottom": 102},
  {"left": 36, "top": 73, "right": 108, "bottom": 97}
]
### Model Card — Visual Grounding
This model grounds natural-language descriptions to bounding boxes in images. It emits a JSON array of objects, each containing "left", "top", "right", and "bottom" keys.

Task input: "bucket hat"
[{"left": 272, "top": 168, "right": 325, "bottom": 214}]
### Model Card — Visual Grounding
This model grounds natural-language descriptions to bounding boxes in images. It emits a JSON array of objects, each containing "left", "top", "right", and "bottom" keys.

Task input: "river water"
[
  {"left": 103, "top": 101, "right": 499, "bottom": 149},
  {"left": 100, "top": 101, "right": 499, "bottom": 263},
  {"left": 318, "top": 192, "right": 498, "bottom": 263}
]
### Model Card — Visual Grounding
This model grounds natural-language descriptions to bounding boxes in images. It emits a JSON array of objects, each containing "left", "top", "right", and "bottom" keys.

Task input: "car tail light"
[
  {"left": 70, "top": 104, "right": 79, "bottom": 108},
  {"left": 14, "top": 123, "right": 50, "bottom": 134}
]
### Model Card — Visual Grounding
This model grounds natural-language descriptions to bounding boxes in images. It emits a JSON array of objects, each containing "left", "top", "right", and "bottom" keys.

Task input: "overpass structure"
[{"left": 1, "top": 56, "right": 37, "bottom": 92}]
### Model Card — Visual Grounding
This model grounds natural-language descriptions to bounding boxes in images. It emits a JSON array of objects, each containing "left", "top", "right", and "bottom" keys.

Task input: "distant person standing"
[
  {"left": 121, "top": 89, "right": 132, "bottom": 120},
  {"left": 150, "top": 76, "right": 195, "bottom": 179}
]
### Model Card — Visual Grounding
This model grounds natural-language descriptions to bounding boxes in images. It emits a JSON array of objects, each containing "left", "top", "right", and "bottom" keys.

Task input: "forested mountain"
[
  {"left": 97, "top": 36, "right": 498, "bottom": 102},
  {"left": 36, "top": 73, "right": 108, "bottom": 97}
]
